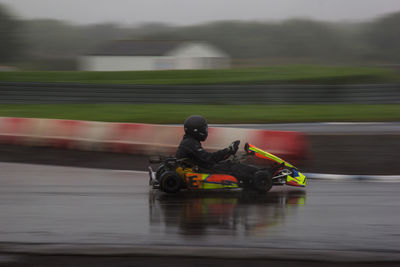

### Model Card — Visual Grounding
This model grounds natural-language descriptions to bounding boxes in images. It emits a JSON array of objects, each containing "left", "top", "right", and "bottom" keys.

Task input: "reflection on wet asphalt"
[
  {"left": 1, "top": 162, "right": 400, "bottom": 253},
  {"left": 149, "top": 190, "right": 306, "bottom": 237}
]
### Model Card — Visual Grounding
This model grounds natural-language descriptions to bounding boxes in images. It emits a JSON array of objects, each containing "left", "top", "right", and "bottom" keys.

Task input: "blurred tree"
[
  {"left": 21, "top": 20, "right": 130, "bottom": 58},
  {"left": 141, "top": 20, "right": 359, "bottom": 63},
  {"left": 11, "top": 11, "right": 400, "bottom": 69},
  {"left": 0, "top": 4, "right": 22, "bottom": 63},
  {"left": 364, "top": 12, "right": 400, "bottom": 61},
  {"left": 275, "top": 20, "right": 342, "bottom": 58},
  {"left": 19, "top": 20, "right": 134, "bottom": 69}
]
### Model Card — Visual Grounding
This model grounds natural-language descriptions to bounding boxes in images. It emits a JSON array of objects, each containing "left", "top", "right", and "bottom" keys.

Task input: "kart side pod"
[{"left": 184, "top": 173, "right": 239, "bottom": 190}]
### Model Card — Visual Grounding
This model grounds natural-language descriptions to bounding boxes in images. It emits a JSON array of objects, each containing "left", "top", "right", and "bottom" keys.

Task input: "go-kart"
[{"left": 148, "top": 142, "right": 306, "bottom": 194}]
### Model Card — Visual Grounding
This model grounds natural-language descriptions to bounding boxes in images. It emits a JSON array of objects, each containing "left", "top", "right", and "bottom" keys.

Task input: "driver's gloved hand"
[{"left": 228, "top": 140, "right": 240, "bottom": 154}]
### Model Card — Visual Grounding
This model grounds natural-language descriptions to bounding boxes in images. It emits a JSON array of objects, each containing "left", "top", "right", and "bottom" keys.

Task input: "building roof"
[{"left": 87, "top": 40, "right": 186, "bottom": 56}]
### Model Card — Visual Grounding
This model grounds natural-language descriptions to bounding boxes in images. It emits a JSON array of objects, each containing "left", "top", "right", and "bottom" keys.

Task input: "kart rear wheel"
[
  {"left": 253, "top": 170, "right": 273, "bottom": 193},
  {"left": 156, "top": 164, "right": 168, "bottom": 180},
  {"left": 159, "top": 171, "right": 182, "bottom": 193}
]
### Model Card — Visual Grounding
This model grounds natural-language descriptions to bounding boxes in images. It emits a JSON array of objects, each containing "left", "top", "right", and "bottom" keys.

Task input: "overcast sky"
[{"left": 1, "top": 0, "right": 400, "bottom": 25}]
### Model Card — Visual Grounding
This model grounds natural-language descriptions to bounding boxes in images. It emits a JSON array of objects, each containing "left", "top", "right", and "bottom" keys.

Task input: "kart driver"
[{"left": 176, "top": 115, "right": 258, "bottom": 181}]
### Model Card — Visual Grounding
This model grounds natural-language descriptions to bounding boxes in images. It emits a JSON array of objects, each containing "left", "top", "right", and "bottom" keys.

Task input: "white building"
[{"left": 79, "top": 40, "right": 230, "bottom": 71}]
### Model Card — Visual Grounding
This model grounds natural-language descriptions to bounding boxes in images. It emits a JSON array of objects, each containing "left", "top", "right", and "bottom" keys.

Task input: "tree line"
[{"left": 1, "top": 3, "right": 400, "bottom": 70}]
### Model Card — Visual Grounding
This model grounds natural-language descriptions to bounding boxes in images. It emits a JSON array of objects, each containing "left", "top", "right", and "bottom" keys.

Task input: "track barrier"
[{"left": 0, "top": 117, "right": 309, "bottom": 163}]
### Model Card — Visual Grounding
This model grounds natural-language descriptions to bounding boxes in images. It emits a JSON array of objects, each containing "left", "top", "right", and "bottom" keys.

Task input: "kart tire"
[
  {"left": 253, "top": 170, "right": 273, "bottom": 193},
  {"left": 159, "top": 171, "right": 182, "bottom": 193},
  {"left": 156, "top": 164, "right": 168, "bottom": 181}
]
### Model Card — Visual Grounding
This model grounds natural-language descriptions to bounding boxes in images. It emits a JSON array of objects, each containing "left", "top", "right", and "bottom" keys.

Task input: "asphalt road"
[{"left": 1, "top": 162, "right": 400, "bottom": 265}]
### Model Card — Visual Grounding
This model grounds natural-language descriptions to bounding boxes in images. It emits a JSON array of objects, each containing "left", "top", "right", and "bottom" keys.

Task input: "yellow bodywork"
[
  {"left": 286, "top": 169, "right": 307, "bottom": 187},
  {"left": 248, "top": 144, "right": 306, "bottom": 187}
]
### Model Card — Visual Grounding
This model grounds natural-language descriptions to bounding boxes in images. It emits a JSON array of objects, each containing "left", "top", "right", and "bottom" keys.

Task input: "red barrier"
[
  {"left": 0, "top": 117, "right": 36, "bottom": 145},
  {"left": 105, "top": 123, "right": 149, "bottom": 153},
  {"left": 252, "top": 130, "right": 309, "bottom": 162},
  {"left": 0, "top": 117, "right": 309, "bottom": 163},
  {"left": 45, "top": 119, "right": 88, "bottom": 149}
]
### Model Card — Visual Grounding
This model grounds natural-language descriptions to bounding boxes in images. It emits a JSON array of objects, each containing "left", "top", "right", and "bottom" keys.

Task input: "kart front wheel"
[
  {"left": 253, "top": 170, "right": 273, "bottom": 193},
  {"left": 159, "top": 171, "right": 182, "bottom": 193}
]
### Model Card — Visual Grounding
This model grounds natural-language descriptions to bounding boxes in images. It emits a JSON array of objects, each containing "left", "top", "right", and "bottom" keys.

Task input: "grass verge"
[
  {"left": 0, "top": 104, "right": 399, "bottom": 123},
  {"left": 0, "top": 66, "right": 398, "bottom": 85}
]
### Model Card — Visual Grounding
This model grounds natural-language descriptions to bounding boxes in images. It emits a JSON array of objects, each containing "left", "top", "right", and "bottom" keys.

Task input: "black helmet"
[{"left": 184, "top": 115, "right": 208, "bottom": 141}]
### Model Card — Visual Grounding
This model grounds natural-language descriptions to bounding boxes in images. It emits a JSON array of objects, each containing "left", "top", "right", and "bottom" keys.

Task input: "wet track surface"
[{"left": 1, "top": 162, "right": 400, "bottom": 256}]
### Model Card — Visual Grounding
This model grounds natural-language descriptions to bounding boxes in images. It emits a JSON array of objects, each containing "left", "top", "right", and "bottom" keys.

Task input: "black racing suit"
[{"left": 176, "top": 134, "right": 258, "bottom": 182}]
